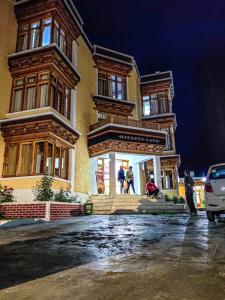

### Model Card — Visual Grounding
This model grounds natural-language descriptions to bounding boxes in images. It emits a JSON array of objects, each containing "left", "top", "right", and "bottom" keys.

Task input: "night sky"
[{"left": 74, "top": 0, "right": 225, "bottom": 176}]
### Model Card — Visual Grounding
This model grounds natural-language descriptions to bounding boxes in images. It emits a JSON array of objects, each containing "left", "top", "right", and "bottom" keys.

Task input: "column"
[
  {"left": 90, "top": 158, "right": 98, "bottom": 195},
  {"left": 153, "top": 156, "right": 162, "bottom": 191},
  {"left": 109, "top": 152, "right": 116, "bottom": 197}
]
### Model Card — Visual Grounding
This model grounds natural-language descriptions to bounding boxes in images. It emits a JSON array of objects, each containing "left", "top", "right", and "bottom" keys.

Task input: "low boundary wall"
[{"left": 0, "top": 202, "right": 85, "bottom": 221}]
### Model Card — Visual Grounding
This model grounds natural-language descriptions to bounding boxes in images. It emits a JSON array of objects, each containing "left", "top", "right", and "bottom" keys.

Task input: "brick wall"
[
  {"left": 0, "top": 204, "right": 46, "bottom": 219},
  {"left": 0, "top": 202, "right": 85, "bottom": 221},
  {"left": 50, "top": 203, "right": 85, "bottom": 220}
]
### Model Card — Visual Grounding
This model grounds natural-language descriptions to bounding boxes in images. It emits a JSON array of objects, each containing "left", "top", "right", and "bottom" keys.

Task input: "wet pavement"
[{"left": 1, "top": 212, "right": 225, "bottom": 299}]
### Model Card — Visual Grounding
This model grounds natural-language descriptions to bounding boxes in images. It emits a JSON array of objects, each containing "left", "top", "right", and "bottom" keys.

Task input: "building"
[{"left": 0, "top": 0, "right": 180, "bottom": 202}]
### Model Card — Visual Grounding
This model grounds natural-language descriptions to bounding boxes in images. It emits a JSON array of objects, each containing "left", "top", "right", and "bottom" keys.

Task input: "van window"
[{"left": 209, "top": 165, "right": 225, "bottom": 180}]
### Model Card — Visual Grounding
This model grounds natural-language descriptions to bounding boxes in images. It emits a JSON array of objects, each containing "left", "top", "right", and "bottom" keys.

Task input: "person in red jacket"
[{"left": 145, "top": 179, "right": 159, "bottom": 198}]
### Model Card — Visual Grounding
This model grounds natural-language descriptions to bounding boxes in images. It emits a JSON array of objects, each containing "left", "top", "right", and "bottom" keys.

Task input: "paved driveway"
[{"left": 0, "top": 213, "right": 225, "bottom": 299}]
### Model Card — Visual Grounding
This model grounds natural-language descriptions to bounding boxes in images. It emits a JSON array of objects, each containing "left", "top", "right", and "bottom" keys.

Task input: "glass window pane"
[
  {"left": 4, "top": 144, "right": 18, "bottom": 176},
  {"left": 13, "top": 89, "right": 23, "bottom": 112},
  {"left": 46, "top": 143, "right": 53, "bottom": 175},
  {"left": 55, "top": 147, "right": 60, "bottom": 177},
  {"left": 26, "top": 86, "right": 36, "bottom": 110},
  {"left": 18, "top": 34, "right": 28, "bottom": 51},
  {"left": 35, "top": 142, "right": 45, "bottom": 174},
  {"left": 64, "top": 88, "right": 70, "bottom": 119},
  {"left": 143, "top": 95, "right": 150, "bottom": 101},
  {"left": 61, "top": 149, "right": 68, "bottom": 179},
  {"left": 20, "top": 144, "right": 32, "bottom": 175},
  {"left": 150, "top": 99, "right": 159, "bottom": 115},
  {"left": 39, "top": 84, "right": 48, "bottom": 107},
  {"left": 42, "top": 25, "right": 51, "bottom": 46},
  {"left": 30, "top": 23, "right": 39, "bottom": 49},
  {"left": 143, "top": 101, "right": 150, "bottom": 116}
]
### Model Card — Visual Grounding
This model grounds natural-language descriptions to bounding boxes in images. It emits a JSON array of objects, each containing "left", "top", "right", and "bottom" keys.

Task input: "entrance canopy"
[{"left": 88, "top": 116, "right": 166, "bottom": 157}]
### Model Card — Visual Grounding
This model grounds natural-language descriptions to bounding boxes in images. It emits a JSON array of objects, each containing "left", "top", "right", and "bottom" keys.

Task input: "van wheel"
[{"left": 207, "top": 211, "right": 215, "bottom": 222}]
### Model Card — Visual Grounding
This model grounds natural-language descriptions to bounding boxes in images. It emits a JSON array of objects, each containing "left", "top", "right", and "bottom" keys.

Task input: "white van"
[{"left": 205, "top": 163, "right": 225, "bottom": 221}]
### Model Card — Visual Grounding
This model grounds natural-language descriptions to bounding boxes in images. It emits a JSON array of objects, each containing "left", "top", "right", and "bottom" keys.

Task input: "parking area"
[{"left": 0, "top": 212, "right": 225, "bottom": 299}]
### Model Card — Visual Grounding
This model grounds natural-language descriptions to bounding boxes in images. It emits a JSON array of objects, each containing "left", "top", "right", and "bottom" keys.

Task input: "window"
[
  {"left": 98, "top": 72, "right": 127, "bottom": 100},
  {"left": 3, "top": 144, "right": 18, "bottom": 177},
  {"left": 50, "top": 75, "right": 71, "bottom": 119},
  {"left": 30, "top": 22, "right": 40, "bottom": 49},
  {"left": 13, "top": 89, "right": 23, "bottom": 112},
  {"left": 11, "top": 72, "right": 71, "bottom": 120},
  {"left": 161, "top": 128, "right": 173, "bottom": 151},
  {"left": 41, "top": 18, "right": 52, "bottom": 46},
  {"left": 4, "top": 141, "right": 69, "bottom": 179},
  {"left": 35, "top": 142, "right": 45, "bottom": 174},
  {"left": 143, "top": 96, "right": 150, "bottom": 116},
  {"left": 17, "top": 18, "right": 73, "bottom": 61},
  {"left": 26, "top": 86, "right": 36, "bottom": 110},
  {"left": 164, "top": 170, "right": 174, "bottom": 189},
  {"left": 142, "top": 92, "right": 169, "bottom": 116},
  {"left": 19, "top": 143, "right": 32, "bottom": 175}
]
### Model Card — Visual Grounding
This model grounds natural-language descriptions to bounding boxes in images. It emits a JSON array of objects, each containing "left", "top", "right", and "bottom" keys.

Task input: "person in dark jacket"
[
  {"left": 184, "top": 170, "right": 197, "bottom": 216},
  {"left": 118, "top": 166, "right": 125, "bottom": 194}
]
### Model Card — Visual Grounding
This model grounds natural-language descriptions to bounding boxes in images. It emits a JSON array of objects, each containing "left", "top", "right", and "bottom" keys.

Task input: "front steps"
[{"left": 90, "top": 195, "right": 186, "bottom": 215}]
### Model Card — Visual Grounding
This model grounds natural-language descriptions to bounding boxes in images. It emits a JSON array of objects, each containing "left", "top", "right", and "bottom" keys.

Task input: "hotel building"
[{"left": 0, "top": 0, "right": 180, "bottom": 202}]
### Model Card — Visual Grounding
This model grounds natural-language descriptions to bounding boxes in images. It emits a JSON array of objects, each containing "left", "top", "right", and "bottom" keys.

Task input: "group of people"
[
  {"left": 118, "top": 166, "right": 136, "bottom": 194},
  {"left": 117, "top": 166, "right": 197, "bottom": 216},
  {"left": 117, "top": 165, "right": 159, "bottom": 197}
]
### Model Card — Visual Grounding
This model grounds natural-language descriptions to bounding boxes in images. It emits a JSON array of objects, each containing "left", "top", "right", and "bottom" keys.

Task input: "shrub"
[
  {"left": 165, "top": 194, "right": 173, "bottom": 202},
  {"left": 178, "top": 197, "right": 185, "bottom": 204},
  {"left": 33, "top": 174, "right": 54, "bottom": 202},
  {"left": 172, "top": 196, "right": 179, "bottom": 204},
  {"left": 54, "top": 189, "right": 79, "bottom": 203},
  {"left": 0, "top": 185, "right": 15, "bottom": 203}
]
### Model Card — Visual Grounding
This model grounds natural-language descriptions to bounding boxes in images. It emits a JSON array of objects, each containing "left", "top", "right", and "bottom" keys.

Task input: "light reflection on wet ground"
[{"left": 1, "top": 212, "right": 225, "bottom": 299}]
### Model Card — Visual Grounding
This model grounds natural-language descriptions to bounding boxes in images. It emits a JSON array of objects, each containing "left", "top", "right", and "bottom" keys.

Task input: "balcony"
[{"left": 88, "top": 116, "right": 166, "bottom": 157}]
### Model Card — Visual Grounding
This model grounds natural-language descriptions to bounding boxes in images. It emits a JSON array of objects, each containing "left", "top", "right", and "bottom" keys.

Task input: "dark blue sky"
[{"left": 74, "top": 0, "right": 225, "bottom": 175}]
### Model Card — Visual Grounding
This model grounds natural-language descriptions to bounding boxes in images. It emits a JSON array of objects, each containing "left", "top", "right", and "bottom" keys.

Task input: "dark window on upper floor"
[
  {"left": 98, "top": 72, "right": 127, "bottom": 100},
  {"left": 17, "top": 17, "right": 72, "bottom": 61},
  {"left": 142, "top": 92, "right": 170, "bottom": 117}
]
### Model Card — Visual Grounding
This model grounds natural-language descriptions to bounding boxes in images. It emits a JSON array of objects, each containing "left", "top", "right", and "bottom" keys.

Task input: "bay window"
[
  {"left": 98, "top": 72, "right": 127, "bottom": 100},
  {"left": 4, "top": 141, "right": 69, "bottom": 179},
  {"left": 142, "top": 92, "right": 170, "bottom": 116},
  {"left": 11, "top": 72, "right": 72, "bottom": 120},
  {"left": 17, "top": 17, "right": 73, "bottom": 61}
]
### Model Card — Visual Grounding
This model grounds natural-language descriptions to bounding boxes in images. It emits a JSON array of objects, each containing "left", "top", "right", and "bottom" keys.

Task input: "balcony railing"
[{"left": 90, "top": 116, "right": 159, "bottom": 132}]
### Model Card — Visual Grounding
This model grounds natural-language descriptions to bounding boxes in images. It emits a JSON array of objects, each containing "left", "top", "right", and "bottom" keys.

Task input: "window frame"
[
  {"left": 142, "top": 92, "right": 170, "bottom": 117},
  {"left": 3, "top": 140, "right": 70, "bottom": 180},
  {"left": 17, "top": 16, "right": 73, "bottom": 61},
  {"left": 98, "top": 71, "right": 127, "bottom": 100}
]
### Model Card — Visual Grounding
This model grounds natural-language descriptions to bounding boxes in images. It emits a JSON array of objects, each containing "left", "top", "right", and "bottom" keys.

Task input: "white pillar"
[
  {"left": 133, "top": 162, "right": 140, "bottom": 195},
  {"left": 70, "top": 147, "right": 76, "bottom": 193},
  {"left": 71, "top": 89, "right": 76, "bottom": 127},
  {"left": 109, "top": 152, "right": 116, "bottom": 197},
  {"left": 153, "top": 156, "right": 162, "bottom": 191},
  {"left": 90, "top": 158, "right": 98, "bottom": 195}
]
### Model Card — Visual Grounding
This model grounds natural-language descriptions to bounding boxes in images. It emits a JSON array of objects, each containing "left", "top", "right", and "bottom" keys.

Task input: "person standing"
[
  {"left": 118, "top": 166, "right": 125, "bottom": 194},
  {"left": 126, "top": 166, "right": 136, "bottom": 194},
  {"left": 184, "top": 170, "right": 197, "bottom": 216}
]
